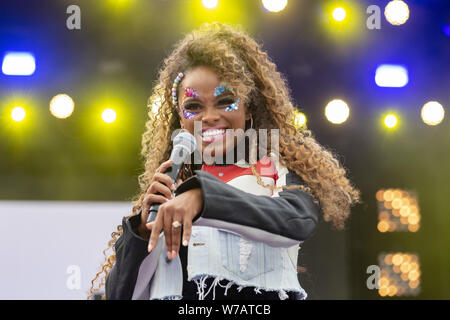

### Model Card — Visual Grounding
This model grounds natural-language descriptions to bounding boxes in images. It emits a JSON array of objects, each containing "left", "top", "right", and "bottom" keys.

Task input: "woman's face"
[{"left": 177, "top": 65, "right": 250, "bottom": 161}]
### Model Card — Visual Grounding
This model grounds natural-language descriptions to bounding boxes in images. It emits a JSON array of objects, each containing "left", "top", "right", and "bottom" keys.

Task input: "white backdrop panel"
[{"left": 0, "top": 201, "right": 131, "bottom": 300}]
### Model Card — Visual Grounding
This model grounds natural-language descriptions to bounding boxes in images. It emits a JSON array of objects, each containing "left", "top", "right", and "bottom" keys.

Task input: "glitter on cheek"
[
  {"left": 182, "top": 108, "right": 198, "bottom": 119},
  {"left": 224, "top": 97, "right": 240, "bottom": 112}
]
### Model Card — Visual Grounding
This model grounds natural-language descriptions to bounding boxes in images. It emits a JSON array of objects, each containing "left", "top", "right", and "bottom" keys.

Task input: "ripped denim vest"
[{"left": 131, "top": 159, "right": 308, "bottom": 300}]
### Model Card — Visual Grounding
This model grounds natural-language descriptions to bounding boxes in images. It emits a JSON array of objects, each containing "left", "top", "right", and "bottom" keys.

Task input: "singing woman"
[{"left": 88, "top": 22, "right": 360, "bottom": 300}]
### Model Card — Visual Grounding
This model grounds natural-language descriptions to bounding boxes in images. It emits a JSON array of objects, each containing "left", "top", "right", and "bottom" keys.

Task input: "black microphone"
[{"left": 146, "top": 130, "right": 197, "bottom": 223}]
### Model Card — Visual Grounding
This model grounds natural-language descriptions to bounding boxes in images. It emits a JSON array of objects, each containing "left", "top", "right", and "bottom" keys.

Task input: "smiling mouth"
[{"left": 201, "top": 128, "right": 227, "bottom": 143}]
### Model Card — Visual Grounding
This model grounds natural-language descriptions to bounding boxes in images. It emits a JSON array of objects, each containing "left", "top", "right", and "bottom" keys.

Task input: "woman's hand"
[
  {"left": 138, "top": 159, "right": 177, "bottom": 239},
  {"left": 147, "top": 187, "right": 203, "bottom": 260}
]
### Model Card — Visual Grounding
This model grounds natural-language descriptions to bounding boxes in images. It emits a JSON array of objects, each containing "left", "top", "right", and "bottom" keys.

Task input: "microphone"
[{"left": 146, "top": 130, "right": 197, "bottom": 223}]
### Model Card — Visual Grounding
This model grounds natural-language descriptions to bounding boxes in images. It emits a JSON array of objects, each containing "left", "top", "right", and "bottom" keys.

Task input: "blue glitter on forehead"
[
  {"left": 224, "top": 97, "right": 240, "bottom": 112},
  {"left": 214, "top": 85, "right": 234, "bottom": 97}
]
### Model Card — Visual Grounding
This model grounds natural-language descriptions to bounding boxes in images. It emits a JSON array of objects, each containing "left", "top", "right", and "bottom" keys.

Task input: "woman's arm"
[
  {"left": 105, "top": 215, "right": 149, "bottom": 300},
  {"left": 174, "top": 169, "right": 320, "bottom": 247}
]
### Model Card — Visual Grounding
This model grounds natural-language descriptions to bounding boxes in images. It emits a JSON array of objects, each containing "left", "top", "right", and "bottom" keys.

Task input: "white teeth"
[{"left": 202, "top": 129, "right": 225, "bottom": 137}]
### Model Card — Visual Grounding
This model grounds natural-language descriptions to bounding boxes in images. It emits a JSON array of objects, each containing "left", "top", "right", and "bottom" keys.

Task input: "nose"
[{"left": 201, "top": 105, "right": 221, "bottom": 125}]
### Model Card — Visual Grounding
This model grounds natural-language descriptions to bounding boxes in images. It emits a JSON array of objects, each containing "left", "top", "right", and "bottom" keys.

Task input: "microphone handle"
[{"left": 147, "top": 162, "right": 183, "bottom": 223}]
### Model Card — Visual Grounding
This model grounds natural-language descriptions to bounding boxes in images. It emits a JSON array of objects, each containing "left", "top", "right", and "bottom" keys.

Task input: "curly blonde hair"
[{"left": 87, "top": 22, "right": 361, "bottom": 299}]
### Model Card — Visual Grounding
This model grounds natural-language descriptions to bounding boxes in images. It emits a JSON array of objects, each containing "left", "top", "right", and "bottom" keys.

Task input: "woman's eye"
[
  {"left": 184, "top": 104, "right": 201, "bottom": 111},
  {"left": 218, "top": 98, "right": 235, "bottom": 106}
]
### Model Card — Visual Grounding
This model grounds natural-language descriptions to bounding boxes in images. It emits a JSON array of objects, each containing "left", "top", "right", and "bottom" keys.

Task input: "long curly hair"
[{"left": 87, "top": 22, "right": 361, "bottom": 299}]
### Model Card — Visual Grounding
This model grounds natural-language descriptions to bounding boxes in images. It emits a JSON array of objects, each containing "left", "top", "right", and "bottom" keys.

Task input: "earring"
[{"left": 249, "top": 115, "right": 253, "bottom": 129}]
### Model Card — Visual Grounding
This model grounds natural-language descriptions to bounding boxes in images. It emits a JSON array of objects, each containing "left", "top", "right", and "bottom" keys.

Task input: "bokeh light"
[
  {"left": 376, "top": 188, "right": 421, "bottom": 232},
  {"left": 378, "top": 252, "right": 421, "bottom": 297},
  {"left": 332, "top": 7, "right": 346, "bottom": 22},
  {"left": 375, "top": 65, "right": 409, "bottom": 88},
  {"left": 2, "top": 52, "right": 36, "bottom": 76},
  {"left": 262, "top": 0, "right": 288, "bottom": 13},
  {"left": 385, "top": 0, "right": 410, "bottom": 26},
  {"left": 202, "top": 0, "right": 218, "bottom": 9},
  {"left": 101, "top": 108, "right": 117, "bottom": 123},
  {"left": 421, "top": 101, "right": 445, "bottom": 126},
  {"left": 293, "top": 110, "right": 307, "bottom": 129},
  {"left": 11, "top": 106, "right": 26, "bottom": 122},
  {"left": 384, "top": 114, "right": 398, "bottom": 129},
  {"left": 325, "top": 99, "right": 350, "bottom": 124},
  {"left": 49, "top": 94, "right": 75, "bottom": 119}
]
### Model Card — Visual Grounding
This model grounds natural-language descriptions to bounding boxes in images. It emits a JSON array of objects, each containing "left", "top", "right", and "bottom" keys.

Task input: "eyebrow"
[{"left": 182, "top": 89, "right": 235, "bottom": 104}]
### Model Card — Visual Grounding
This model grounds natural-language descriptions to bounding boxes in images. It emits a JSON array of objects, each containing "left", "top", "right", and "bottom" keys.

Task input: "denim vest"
[{"left": 131, "top": 156, "right": 307, "bottom": 300}]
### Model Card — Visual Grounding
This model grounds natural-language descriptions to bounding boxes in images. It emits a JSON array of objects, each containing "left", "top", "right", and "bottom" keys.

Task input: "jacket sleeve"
[
  {"left": 105, "top": 214, "right": 149, "bottom": 300},
  {"left": 174, "top": 169, "right": 321, "bottom": 247}
]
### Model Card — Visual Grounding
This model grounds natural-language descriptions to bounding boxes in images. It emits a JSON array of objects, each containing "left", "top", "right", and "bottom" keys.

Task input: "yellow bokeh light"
[
  {"left": 400, "top": 262, "right": 411, "bottom": 273},
  {"left": 376, "top": 190, "right": 385, "bottom": 202},
  {"left": 421, "top": 101, "right": 445, "bottom": 126},
  {"left": 379, "top": 277, "right": 390, "bottom": 288},
  {"left": 101, "top": 108, "right": 117, "bottom": 123},
  {"left": 408, "top": 270, "right": 419, "bottom": 281},
  {"left": 379, "top": 211, "right": 390, "bottom": 220},
  {"left": 408, "top": 215, "right": 419, "bottom": 225},
  {"left": 50, "top": 94, "right": 75, "bottom": 119},
  {"left": 383, "top": 190, "right": 394, "bottom": 201},
  {"left": 385, "top": 254, "right": 393, "bottom": 265},
  {"left": 11, "top": 106, "right": 26, "bottom": 122},
  {"left": 385, "top": 0, "right": 410, "bottom": 26},
  {"left": 378, "top": 221, "right": 389, "bottom": 232},
  {"left": 388, "top": 285, "right": 398, "bottom": 296},
  {"left": 378, "top": 287, "right": 388, "bottom": 297},
  {"left": 391, "top": 198, "right": 402, "bottom": 209},
  {"left": 399, "top": 206, "right": 411, "bottom": 217},
  {"left": 384, "top": 114, "right": 398, "bottom": 128},
  {"left": 293, "top": 110, "right": 307, "bottom": 129},
  {"left": 392, "top": 254, "right": 403, "bottom": 265},
  {"left": 202, "top": 0, "right": 218, "bottom": 9},
  {"left": 332, "top": 7, "right": 346, "bottom": 21},
  {"left": 409, "top": 280, "right": 419, "bottom": 289},
  {"left": 262, "top": 0, "right": 288, "bottom": 13}
]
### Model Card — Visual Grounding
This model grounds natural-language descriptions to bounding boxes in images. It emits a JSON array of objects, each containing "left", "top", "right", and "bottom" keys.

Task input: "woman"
[{"left": 88, "top": 23, "right": 361, "bottom": 300}]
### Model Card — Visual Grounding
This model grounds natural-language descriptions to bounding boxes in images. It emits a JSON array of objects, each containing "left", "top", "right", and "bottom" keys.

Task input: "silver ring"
[{"left": 172, "top": 220, "right": 182, "bottom": 228}]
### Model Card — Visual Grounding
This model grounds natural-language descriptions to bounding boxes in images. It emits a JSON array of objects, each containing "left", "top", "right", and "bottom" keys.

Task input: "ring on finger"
[{"left": 172, "top": 220, "right": 182, "bottom": 228}]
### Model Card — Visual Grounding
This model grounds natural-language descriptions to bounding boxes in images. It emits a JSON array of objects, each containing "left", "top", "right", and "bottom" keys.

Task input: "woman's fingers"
[
  {"left": 171, "top": 214, "right": 183, "bottom": 259},
  {"left": 156, "top": 159, "right": 173, "bottom": 173},
  {"left": 148, "top": 209, "right": 164, "bottom": 253},
  {"left": 145, "top": 221, "right": 155, "bottom": 230},
  {"left": 154, "top": 172, "right": 176, "bottom": 190},
  {"left": 148, "top": 181, "right": 174, "bottom": 200},
  {"left": 182, "top": 219, "right": 192, "bottom": 247},
  {"left": 162, "top": 205, "right": 173, "bottom": 259}
]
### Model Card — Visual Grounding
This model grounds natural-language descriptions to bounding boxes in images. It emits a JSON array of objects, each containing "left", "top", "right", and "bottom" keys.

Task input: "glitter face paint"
[
  {"left": 181, "top": 85, "right": 239, "bottom": 119},
  {"left": 214, "top": 84, "right": 235, "bottom": 98},
  {"left": 224, "top": 97, "right": 240, "bottom": 112},
  {"left": 214, "top": 84, "right": 239, "bottom": 112},
  {"left": 182, "top": 87, "right": 200, "bottom": 119}
]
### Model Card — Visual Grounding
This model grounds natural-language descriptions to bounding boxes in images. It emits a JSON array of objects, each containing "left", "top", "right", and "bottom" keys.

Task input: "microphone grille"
[{"left": 172, "top": 129, "right": 197, "bottom": 155}]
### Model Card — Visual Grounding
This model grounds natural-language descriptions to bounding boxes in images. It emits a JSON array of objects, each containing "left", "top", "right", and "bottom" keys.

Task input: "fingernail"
[
  {"left": 183, "top": 240, "right": 188, "bottom": 246},
  {"left": 167, "top": 251, "right": 172, "bottom": 259},
  {"left": 172, "top": 250, "right": 177, "bottom": 258},
  {"left": 171, "top": 184, "right": 176, "bottom": 190},
  {"left": 148, "top": 244, "right": 153, "bottom": 253}
]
